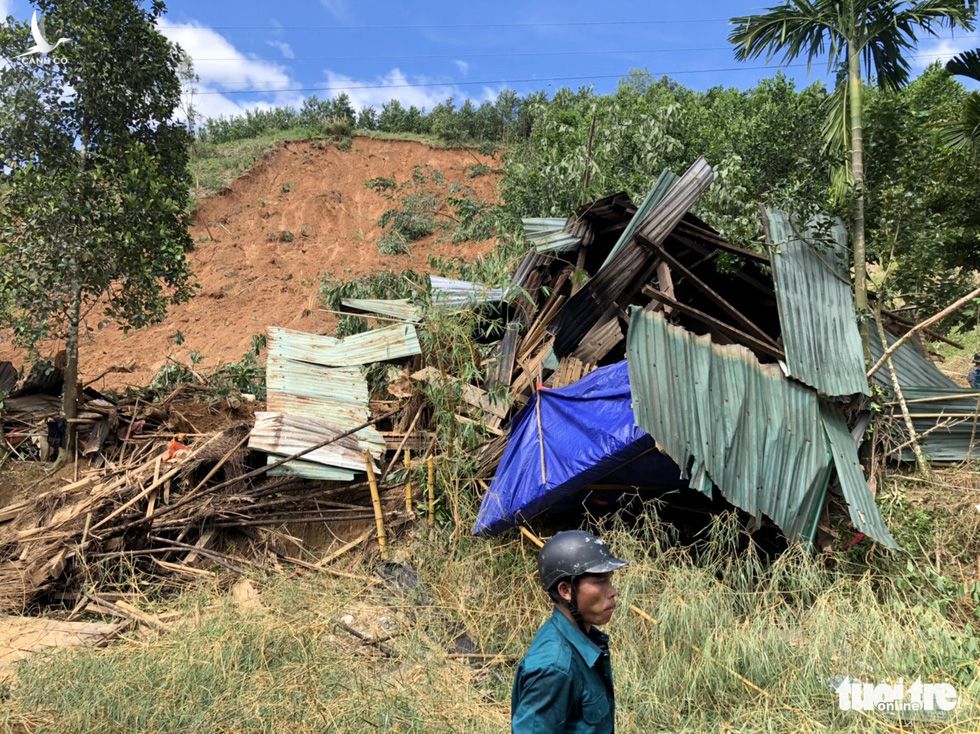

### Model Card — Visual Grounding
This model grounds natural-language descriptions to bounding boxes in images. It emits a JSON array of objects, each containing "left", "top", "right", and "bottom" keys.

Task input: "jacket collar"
[{"left": 550, "top": 608, "right": 607, "bottom": 668}]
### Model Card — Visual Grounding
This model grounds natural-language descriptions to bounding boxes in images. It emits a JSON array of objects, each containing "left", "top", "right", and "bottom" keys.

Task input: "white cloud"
[
  {"left": 157, "top": 17, "right": 303, "bottom": 122},
  {"left": 453, "top": 59, "right": 469, "bottom": 76},
  {"left": 321, "top": 67, "right": 480, "bottom": 111},
  {"left": 914, "top": 38, "right": 973, "bottom": 69},
  {"left": 266, "top": 40, "right": 295, "bottom": 60},
  {"left": 320, "top": 0, "right": 353, "bottom": 23},
  {"left": 0, "top": 0, "right": 12, "bottom": 20}
]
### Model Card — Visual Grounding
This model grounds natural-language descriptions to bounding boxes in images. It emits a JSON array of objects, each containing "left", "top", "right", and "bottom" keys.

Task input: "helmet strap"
[{"left": 550, "top": 578, "right": 587, "bottom": 634}]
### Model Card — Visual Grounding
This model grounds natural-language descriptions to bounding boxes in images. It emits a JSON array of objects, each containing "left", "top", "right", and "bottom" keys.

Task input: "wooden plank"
[
  {"left": 570, "top": 309, "right": 623, "bottom": 364},
  {"left": 641, "top": 234, "right": 780, "bottom": 348},
  {"left": 641, "top": 286, "right": 786, "bottom": 361}
]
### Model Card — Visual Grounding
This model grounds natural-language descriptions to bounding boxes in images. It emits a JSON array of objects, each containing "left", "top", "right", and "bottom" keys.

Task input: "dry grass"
[{"left": 2, "top": 497, "right": 978, "bottom": 733}]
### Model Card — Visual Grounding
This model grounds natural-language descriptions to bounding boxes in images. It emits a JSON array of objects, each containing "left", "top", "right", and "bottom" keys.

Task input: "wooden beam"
[
  {"left": 641, "top": 286, "right": 786, "bottom": 361},
  {"left": 640, "top": 234, "right": 780, "bottom": 348}
]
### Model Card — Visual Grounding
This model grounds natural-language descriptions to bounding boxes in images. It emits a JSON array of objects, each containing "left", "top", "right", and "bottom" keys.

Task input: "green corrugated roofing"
[
  {"left": 765, "top": 210, "right": 870, "bottom": 397},
  {"left": 868, "top": 328, "right": 957, "bottom": 390},
  {"left": 257, "top": 327, "right": 390, "bottom": 479},
  {"left": 868, "top": 328, "right": 977, "bottom": 462},
  {"left": 598, "top": 169, "right": 679, "bottom": 271},
  {"left": 521, "top": 217, "right": 583, "bottom": 254},
  {"left": 887, "top": 386, "right": 979, "bottom": 463},
  {"left": 340, "top": 298, "right": 421, "bottom": 322},
  {"left": 626, "top": 308, "right": 897, "bottom": 548},
  {"left": 820, "top": 402, "right": 897, "bottom": 546},
  {"left": 268, "top": 324, "right": 420, "bottom": 367}
]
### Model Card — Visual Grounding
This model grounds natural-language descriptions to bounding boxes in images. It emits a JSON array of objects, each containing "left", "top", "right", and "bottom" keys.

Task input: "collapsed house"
[
  {"left": 470, "top": 158, "right": 975, "bottom": 547},
  {"left": 2, "top": 156, "right": 976, "bottom": 617}
]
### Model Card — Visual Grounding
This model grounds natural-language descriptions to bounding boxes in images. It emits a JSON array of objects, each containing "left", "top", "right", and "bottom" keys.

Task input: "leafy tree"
[
  {"left": 0, "top": 0, "right": 194, "bottom": 455},
  {"left": 863, "top": 64, "right": 980, "bottom": 324},
  {"left": 729, "top": 0, "right": 976, "bottom": 354},
  {"left": 356, "top": 106, "right": 378, "bottom": 130},
  {"left": 942, "top": 47, "right": 980, "bottom": 151}
]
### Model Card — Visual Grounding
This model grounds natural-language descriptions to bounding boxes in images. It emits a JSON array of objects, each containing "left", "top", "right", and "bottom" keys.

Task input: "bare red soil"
[{"left": 0, "top": 137, "right": 499, "bottom": 389}]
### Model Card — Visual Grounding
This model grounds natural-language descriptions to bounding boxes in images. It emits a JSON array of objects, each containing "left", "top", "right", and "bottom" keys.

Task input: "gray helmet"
[{"left": 537, "top": 530, "right": 628, "bottom": 591}]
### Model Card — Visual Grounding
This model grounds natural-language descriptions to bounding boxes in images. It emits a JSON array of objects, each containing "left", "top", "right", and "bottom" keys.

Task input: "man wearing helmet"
[{"left": 511, "top": 530, "right": 628, "bottom": 733}]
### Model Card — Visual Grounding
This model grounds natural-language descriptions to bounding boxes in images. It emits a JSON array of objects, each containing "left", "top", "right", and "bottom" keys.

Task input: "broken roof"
[
  {"left": 766, "top": 211, "right": 870, "bottom": 398},
  {"left": 626, "top": 308, "right": 897, "bottom": 548}
]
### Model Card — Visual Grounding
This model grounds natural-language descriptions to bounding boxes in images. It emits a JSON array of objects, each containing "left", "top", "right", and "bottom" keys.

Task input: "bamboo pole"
[
  {"left": 364, "top": 451, "right": 386, "bottom": 553},
  {"left": 404, "top": 450, "right": 414, "bottom": 516},
  {"left": 867, "top": 286, "right": 980, "bottom": 379},
  {"left": 427, "top": 455, "right": 436, "bottom": 528},
  {"left": 874, "top": 311, "right": 929, "bottom": 476},
  {"left": 874, "top": 311, "right": 930, "bottom": 475}
]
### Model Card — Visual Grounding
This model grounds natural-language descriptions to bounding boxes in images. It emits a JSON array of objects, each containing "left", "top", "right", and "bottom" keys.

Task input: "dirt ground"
[{"left": 0, "top": 137, "right": 499, "bottom": 390}]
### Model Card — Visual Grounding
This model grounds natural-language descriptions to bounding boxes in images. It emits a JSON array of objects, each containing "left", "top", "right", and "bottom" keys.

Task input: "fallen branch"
[{"left": 867, "top": 286, "right": 980, "bottom": 380}]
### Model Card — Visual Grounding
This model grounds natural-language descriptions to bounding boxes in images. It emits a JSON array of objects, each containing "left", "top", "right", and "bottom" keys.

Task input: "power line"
[
  {"left": 208, "top": 18, "right": 732, "bottom": 32},
  {"left": 192, "top": 37, "right": 980, "bottom": 63},
  {"left": 192, "top": 51, "right": 967, "bottom": 96},
  {"left": 195, "top": 45, "right": 736, "bottom": 62}
]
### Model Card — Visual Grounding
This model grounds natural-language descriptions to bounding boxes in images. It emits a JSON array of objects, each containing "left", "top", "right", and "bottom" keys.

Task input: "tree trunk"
[
  {"left": 61, "top": 131, "right": 89, "bottom": 459},
  {"left": 61, "top": 282, "right": 81, "bottom": 457},
  {"left": 848, "top": 48, "right": 870, "bottom": 361}
]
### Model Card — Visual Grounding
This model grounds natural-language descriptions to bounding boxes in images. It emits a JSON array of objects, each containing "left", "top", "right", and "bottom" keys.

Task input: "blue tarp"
[{"left": 473, "top": 361, "right": 685, "bottom": 536}]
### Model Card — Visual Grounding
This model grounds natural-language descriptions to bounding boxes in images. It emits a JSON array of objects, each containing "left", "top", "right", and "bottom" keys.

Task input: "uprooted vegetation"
[{"left": 369, "top": 165, "right": 502, "bottom": 256}]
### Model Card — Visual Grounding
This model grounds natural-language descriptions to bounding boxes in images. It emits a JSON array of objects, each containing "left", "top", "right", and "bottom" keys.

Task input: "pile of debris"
[{"left": 1, "top": 155, "right": 975, "bottom": 618}]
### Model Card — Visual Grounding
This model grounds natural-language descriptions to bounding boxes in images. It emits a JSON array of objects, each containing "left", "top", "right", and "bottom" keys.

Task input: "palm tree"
[
  {"left": 943, "top": 48, "right": 980, "bottom": 151},
  {"left": 730, "top": 1, "right": 976, "bottom": 356}
]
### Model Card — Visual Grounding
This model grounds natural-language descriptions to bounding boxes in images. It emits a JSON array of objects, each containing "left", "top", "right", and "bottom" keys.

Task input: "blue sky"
[{"left": 2, "top": 0, "right": 978, "bottom": 121}]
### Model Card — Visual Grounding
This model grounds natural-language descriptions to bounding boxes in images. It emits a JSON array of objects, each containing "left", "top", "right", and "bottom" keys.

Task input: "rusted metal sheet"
[
  {"left": 340, "top": 298, "right": 421, "bottom": 322},
  {"left": 626, "top": 308, "right": 897, "bottom": 547},
  {"left": 268, "top": 324, "right": 420, "bottom": 367},
  {"left": 765, "top": 210, "right": 870, "bottom": 397},
  {"left": 551, "top": 158, "right": 713, "bottom": 358},
  {"left": 598, "top": 169, "right": 678, "bottom": 271}
]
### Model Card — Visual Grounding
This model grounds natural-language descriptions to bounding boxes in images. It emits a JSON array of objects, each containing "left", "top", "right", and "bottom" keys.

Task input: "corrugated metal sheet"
[
  {"left": 765, "top": 210, "right": 870, "bottom": 397},
  {"left": 552, "top": 159, "right": 712, "bottom": 358},
  {"left": 868, "top": 328, "right": 977, "bottom": 462},
  {"left": 868, "top": 328, "right": 957, "bottom": 390},
  {"left": 255, "top": 327, "right": 389, "bottom": 479},
  {"left": 521, "top": 217, "right": 583, "bottom": 254},
  {"left": 626, "top": 308, "right": 897, "bottom": 547},
  {"left": 888, "top": 386, "right": 980, "bottom": 463},
  {"left": 430, "top": 275, "right": 508, "bottom": 307},
  {"left": 820, "top": 403, "right": 898, "bottom": 547},
  {"left": 340, "top": 298, "right": 421, "bottom": 322},
  {"left": 267, "top": 457, "right": 356, "bottom": 481},
  {"left": 268, "top": 324, "right": 420, "bottom": 367},
  {"left": 598, "top": 169, "right": 679, "bottom": 271},
  {"left": 250, "top": 412, "right": 379, "bottom": 473}
]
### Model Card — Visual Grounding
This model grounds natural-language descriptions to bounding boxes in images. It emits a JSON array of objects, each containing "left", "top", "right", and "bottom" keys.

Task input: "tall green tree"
[
  {"left": 0, "top": 0, "right": 194, "bottom": 455},
  {"left": 729, "top": 0, "right": 976, "bottom": 354},
  {"left": 942, "top": 48, "right": 980, "bottom": 151}
]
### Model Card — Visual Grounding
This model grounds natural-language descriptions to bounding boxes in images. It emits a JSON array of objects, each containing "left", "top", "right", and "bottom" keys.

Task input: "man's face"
[{"left": 560, "top": 573, "right": 619, "bottom": 627}]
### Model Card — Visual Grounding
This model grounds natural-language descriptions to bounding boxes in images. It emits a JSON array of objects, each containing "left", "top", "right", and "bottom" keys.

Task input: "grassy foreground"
[{"left": 2, "top": 478, "right": 978, "bottom": 734}]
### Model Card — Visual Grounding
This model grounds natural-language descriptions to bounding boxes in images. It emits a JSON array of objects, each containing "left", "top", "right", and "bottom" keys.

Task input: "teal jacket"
[{"left": 511, "top": 609, "right": 616, "bottom": 733}]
